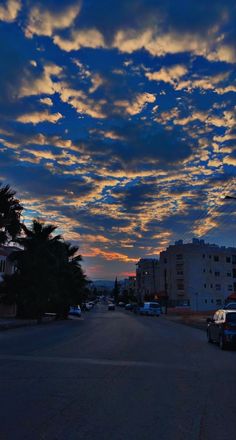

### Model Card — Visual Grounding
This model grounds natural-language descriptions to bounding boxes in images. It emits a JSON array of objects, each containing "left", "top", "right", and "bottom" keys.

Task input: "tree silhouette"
[
  {"left": 0, "top": 184, "right": 23, "bottom": 244},
  {"left": 1, "top": 220, "right": 88, "bottom": 319},
  {"left": 113, "top": 277, "right": 120, "bottom": 304}
]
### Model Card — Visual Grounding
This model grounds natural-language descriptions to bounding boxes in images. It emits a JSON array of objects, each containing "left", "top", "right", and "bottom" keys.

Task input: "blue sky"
[{"left": 0, "top": 0, "right": 235, "bottom": 280}]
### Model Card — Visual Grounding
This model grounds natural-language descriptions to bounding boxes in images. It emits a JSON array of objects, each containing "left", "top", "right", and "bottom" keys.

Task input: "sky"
[{"left": 0, "top": 0, "right": 236, "bottom": 280}]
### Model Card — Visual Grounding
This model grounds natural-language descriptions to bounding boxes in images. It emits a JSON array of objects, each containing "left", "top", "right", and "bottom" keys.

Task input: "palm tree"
[
  {"left": 4, "top": 220, "right": 63, "bottom": 319},
  {"left": 49, "top": 242, "right": 87, "bottom": 318},
  {"left": 2, "top": 220, "right": 88, "bottom": 319},
  {"left": 0, "top": 183, "right": 23, "bottom": 244}
]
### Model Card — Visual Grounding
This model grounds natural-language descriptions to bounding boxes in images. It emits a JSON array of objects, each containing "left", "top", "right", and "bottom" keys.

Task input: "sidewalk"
[
  {"left": 0, "top": 314, "right": 56, "bottom": 331},
  {"left": 164, "top": 309, "right": 211, "bottom": 331}
]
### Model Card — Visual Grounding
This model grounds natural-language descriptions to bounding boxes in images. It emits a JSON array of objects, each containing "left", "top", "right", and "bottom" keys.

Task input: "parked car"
[
  {"left": 118, "top": 301, "right": 125, "bottom": 307},
  {"left": 68, "top": 305, "right": 81, "bottom": 317},
  {"left": 139, "top": 302, "right": 161, "bottom": 316},
  {"left": 133, "top": 304, "right": 141, "bottom": 314},
  {"left": 81, "top": 302, "right": 93, "bottom": 311},
  {"left": 207, "top": 309, "right": 236, "bottom": 349},
  {"left": 108, "top": 303, "right": 115, "bottom": 311},
  {"left": 223, "top": 302, "right": 236, "bottom": 310},
  {"left": 125, "top": 303, "right": 134, "bottom": 311}
]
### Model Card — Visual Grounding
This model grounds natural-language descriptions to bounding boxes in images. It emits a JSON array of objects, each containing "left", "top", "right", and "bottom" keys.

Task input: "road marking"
[{"left": 0, "top": 354, "right": 200, "bottom": 371}]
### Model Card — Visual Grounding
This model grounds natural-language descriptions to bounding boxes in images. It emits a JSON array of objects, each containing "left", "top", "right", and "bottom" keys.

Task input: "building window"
[
  {"left": 176, "top": 264, "right": 183, "bottom": 269},
  {"left": 228, "top": 285, "right": 233, "bottom": 291},
  {"left": 232, "top": 255, "right": 236, "bottom": 264},
  {"left": 233, "top": 269, "right": 236, "bottom": 278},
  {"left": 211, "top": 299, "right": 214, "bottom": 303},
  {"left": 216, "top": 299, "right": 222, "bottom": 306},
  {"left": 227, "top": 272, "right": 231, "bottom": 277},
  {"left": 202, "top": 254, "right": 205, "bottom": 258},
  {"left": 177, "top": 271, "right": 183, "bottom": 275},
  {"left": 205, "top": 299, "right": 207, "bottom": 304},
  {"left": 215, "top": 271, "right": 220, "bottom": 277},
  {"left": 164, "top": 258, "right": 167, "bottom": 264},
  {"left": 203, "top": 268, "right": 206, "bottom": 273},
  {"left": 176, "top": 254, "right": 183, "bottom": 260},
  {"left": 210, "top": 284, "right": 213, "bottom": 288},
  {"left": 214, "top": 256, "right": 219, "bottom": 262},
  {"left": 209, "top": 269, "right": 212, "bottom": 274},
  {"left": 226, "top": 256, "right": 231, "bottom": 263},
  {"left": 215, "top": 284, "right": 221, "bottom": 291},
  {"left": 204, "top": 284, "right": 206, "bottom": 288},
  {"left": 177, "top": 280, "right": 184, "bottom": 290},
  {"left": 209, "top": 255, "right": 212, "bottom": 259}
]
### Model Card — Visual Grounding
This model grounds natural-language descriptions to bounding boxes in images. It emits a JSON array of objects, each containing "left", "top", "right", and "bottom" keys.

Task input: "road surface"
[{"left": 0, "top": 304, "right": 235, "bottom": 440}]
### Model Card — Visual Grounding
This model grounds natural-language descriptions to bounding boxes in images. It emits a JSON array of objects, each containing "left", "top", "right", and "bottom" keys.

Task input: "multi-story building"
[
  {"left": 159, "top": 239, "right": 236, "bottom": 311},
  {"left": 135, "top": 259, "right": 159, "bottom": 302},
  {"left": 0, "top": 246, "right": 18, "bottom": 282},
  {"left": 0, "top": 246, "right": 18, "bottom": 317},
  {"left": 120, "top": 276, "right": 136, "bottom": 299}
]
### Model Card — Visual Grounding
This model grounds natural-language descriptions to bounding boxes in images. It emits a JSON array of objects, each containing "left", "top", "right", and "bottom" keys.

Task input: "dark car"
[
  {"left": 108, "top": 303, "right": 115, "bottom": 311},
  {"left": 118, "top": 301, "right": 125, "bottom": 307},
  {"left": 207, "top": 309, "right": 236, "bottom": 349},
  {"left": 125, "top": 303, "right": 134, "bottom": 311}
]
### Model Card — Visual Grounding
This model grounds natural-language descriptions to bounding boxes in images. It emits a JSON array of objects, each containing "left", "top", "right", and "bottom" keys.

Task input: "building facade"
[
  {"left": 135, "top": 258, "right": 159, "bottom": 302},
  {"left": 159, "top": 239, "right": 236, "bottom": 311},
  {"left": 0, "top": 246, "right": 18, "bottom": 317},
  {"left": 0, "top": 246, "right": 17, "bottom": 282}
]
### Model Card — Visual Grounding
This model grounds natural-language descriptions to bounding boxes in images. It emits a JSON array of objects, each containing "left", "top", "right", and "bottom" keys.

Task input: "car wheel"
[
  {"left": 219, "top": 334, "right": 227, "bottom": 350},
  {"left": 207, "top": 330, "right": 213, "bottom": 343}
]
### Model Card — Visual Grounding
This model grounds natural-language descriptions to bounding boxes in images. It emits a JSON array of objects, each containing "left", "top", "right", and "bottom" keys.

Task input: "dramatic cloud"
[
  {"left": 25, "top": 3, "right": 81, "bottom": 37},
  {"left": 115, "top": 92, "right": 156, "bottom": 115},
  {"left": 146, "top": 65, "right": 188, "bottom": 85},
  {"left": 0, "top": 0, "right": 235, "bottom": 279},
  {"left": 54, "top": 29, "right": 105, "bottom": 52},
  {"left": 16, "top": 110, "right": 63, "bottom": 124},
  {"left": 0, "top": 0, "right": 21, "bottom": 22}
]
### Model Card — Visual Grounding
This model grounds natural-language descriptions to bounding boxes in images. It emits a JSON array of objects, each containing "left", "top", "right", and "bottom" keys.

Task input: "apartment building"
[
  {"left": 159, "top": 239, "right": 236, "bottom": 311},
  {"left": 122, "top": 276, "right": 136, "bottom": 293},
  {"left": 135, "top": 258, "right": 159, "bottom": 302},
  {"left": 0, "top": 246, "right": 18, "bottom": 317},
  {"left": 0, "top": 246, "right": 18, "bottom": 282}
]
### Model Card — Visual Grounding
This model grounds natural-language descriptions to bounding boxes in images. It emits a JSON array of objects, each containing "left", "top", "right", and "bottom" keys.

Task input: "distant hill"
[{"left": 92, "top": 280, "right": 115, "bottom": 288}]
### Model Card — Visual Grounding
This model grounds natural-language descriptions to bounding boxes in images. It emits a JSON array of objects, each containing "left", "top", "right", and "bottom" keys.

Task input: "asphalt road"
[{"left": 0, "top": 304, "right": 235, "bottom": 440}]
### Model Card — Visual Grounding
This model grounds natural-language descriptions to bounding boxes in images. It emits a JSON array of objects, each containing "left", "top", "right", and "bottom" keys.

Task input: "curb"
[{"left": 0, "top": 316, "right": 56, "bottom": 331}]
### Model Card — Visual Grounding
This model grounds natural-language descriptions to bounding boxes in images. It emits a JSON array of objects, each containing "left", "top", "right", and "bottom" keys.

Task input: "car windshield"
[
  {"left": 226, "top": 313, "right": 236, "bottom": 323},
  {"left": 150, "top": 303, "right": 160, "bottom": 308}
]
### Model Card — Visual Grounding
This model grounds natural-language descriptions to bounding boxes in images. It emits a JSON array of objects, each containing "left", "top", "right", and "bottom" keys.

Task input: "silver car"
[
  {"left": 139, "top": 302, "right": 161, "bottom": 316},
  {"left": 69, "top": 305, "right": 81, "bottom": 317}
]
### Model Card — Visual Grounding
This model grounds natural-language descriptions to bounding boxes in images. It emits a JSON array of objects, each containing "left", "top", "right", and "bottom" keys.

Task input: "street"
[{"left": 0, "top": 304, "right": 235, "bottom": 440}]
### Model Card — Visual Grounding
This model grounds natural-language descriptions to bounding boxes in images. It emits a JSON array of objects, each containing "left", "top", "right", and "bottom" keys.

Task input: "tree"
[
  {"left": 48, "top": 241, "right": 88, "bottom": 318},
  {"left": 1, "top": 220, "right": 88, "bottom": 319},
  {"left": 113, "top": 277, "right": 120, "bottom": 304},
  {"left": 0, "top": 183, "right": 23, "bottom": 244}
]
